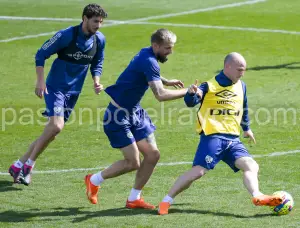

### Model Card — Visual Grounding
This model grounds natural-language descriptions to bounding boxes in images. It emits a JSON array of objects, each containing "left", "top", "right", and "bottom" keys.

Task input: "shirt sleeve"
[
  {"left": 144, "top": 58, "right": 161, "bottom": 82},
  {"left": 90, "top": 33, "right": 106, "bottom": 77},
  {"left": 240, "top": 81, "right": 250, "bottom": 131},
  {"left": 184, "top": 82, "right": 208, "bottom": 107},
  {"left": 35, "top": 27, "right": 73, "bottom": 67}
]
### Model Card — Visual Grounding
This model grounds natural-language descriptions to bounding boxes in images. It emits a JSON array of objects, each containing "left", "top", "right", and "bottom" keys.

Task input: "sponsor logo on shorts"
[
  {"left": 205, "top": 155, "right": 213, "bottom": 164},
  {"left": 126, "top": 132, "right": 134, "bottom": 139},
  {"left": 53, "top": 106, "right": 63, "bottom": 114}
]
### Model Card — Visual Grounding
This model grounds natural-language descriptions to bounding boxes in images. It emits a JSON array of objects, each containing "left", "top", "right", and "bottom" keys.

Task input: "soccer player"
[
  {"left": 8, "top": 4, "right": 108, "bottom": 185},
  {"left": 158, "top": 52, "right": 284, "bottom": 215},
  {"left": 85, "top": 29, "right": 187, "bottom": 209}
]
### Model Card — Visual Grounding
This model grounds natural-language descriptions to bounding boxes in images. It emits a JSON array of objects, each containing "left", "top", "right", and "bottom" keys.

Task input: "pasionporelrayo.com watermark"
[{"left": 1, "top": 104, "right": 299, "bottom": 131}]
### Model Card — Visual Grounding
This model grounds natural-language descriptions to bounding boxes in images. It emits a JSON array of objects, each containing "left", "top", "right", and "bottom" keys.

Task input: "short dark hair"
[
  {"left": 151, "top": 28, "right": 177, "bottom": 45},
  {"left": 82, "top": 3, "right": 108, "bottom": 20}
]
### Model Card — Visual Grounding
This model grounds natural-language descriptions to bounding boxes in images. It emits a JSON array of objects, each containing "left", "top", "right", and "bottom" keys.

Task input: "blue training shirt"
[
  {"left": 184, "top": 71, "right": 250, "bottom": 140},
  {"left": 35, "top": 23, "right": 106, "bottom": 94},
  {"left": 105, "top": 47, "right": 161, "bottom": 110}
]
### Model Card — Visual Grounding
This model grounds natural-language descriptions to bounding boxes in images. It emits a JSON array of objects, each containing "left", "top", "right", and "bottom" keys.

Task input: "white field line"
[
  {"left": 130, "top": 21, "right": 300, "bottom": 35},
  {"left": 0, "top": 16, "right": 118, "bottom": 23},
  {"left": 0, "top": 149, "right": 299, "bottom": 175},
  {"left": 2, "top": 21, "right": 299, "bottom": 43},
  {"left": 0, "top": 21, "right": 122, "bottom": 43},
  {"left": 127, "top": 0, "right": 266, "bottom": 22},
  {"left": 0, "top": 0, "right": 266, "bottom": 43}
]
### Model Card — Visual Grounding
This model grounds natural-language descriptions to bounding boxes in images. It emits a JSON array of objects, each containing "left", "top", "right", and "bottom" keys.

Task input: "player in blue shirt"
[
  {"left": 85, "top": 29, "right": 188, "bottom": 209},
  {"left": 8, "top": 4, "right": 107, "bottom": 185}
]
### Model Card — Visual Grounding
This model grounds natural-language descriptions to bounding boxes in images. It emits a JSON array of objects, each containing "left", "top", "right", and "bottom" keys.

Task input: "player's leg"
[
  {"left": 225, "top": 141, "right": 283, "bottom": 206},
  {"left": 235, "top": 156, "right": 283, "bottom": 206},
  {"left": 85, "top": 142, "right": 140, "bottom": 204},
  {"left": 134, "top": 133, "right": 160, "bottom": 191},
  {"left": 158, "top": 135, "right": 223, "bottom": 215},
  {"left": 121, "top": 133, "right": 160, "bottom": 209},
  {"left": 9, "top": 89, "right": 66, "bottom": 184},
  {"left": 18, "top": 115, "right": 64, "bottom": 185},
  {"left": 85, "top": 104, "right": 141, "bottom": 204}
]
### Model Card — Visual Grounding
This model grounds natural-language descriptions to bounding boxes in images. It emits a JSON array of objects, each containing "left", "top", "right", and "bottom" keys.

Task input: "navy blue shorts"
[
  {"left": 103, "top": 103, "right": 156, "bottom": 148},
  {"left": 193, "top": 135, "right": 251, "bottom": 172},
  {"left": 43, "top": 87, "right": 79, "bottom": 122}
]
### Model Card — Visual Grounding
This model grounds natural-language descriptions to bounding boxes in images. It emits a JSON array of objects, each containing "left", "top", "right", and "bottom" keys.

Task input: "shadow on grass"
[
  {"left": 0, "top": 205, "right": 275, "bottom": 223},
  {"left": 247, "top": 62, "right": 300, "bottom": 71},
  {"left": 0, "top": 180, "right": 23, "bottom": 192},
  {"left": 168, "top": 208, "right": 274, "bottom": 218}
]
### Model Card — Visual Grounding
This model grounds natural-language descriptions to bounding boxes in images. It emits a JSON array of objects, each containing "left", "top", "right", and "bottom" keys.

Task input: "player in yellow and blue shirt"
[{"left": 158, "top": 52, "right": 284, "bottom": 215}]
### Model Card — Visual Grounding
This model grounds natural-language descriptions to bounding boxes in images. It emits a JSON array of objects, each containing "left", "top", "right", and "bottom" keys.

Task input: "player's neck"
[{"left": 81, "top": 24, "right": 92, "bottom": 37}]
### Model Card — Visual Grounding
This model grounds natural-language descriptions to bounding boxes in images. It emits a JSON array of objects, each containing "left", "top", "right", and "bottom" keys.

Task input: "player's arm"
[
  {"left": 35, "top": 28, "right": 72, "bottom": 98},
  {"left": 184, "top": 81, "right": 207, "bottom": 107},
  {"left": 90, "top": 34, "right": 106, "bottom": 94},
  {"left": 161, "top": 76, "right": 184, "bottom": 89},
  {"left": 149, "top": 80, "right": 187, "bottom": 102},
  {"left": 240, "top": 82, "right": 250, "bottom": 131},
  {"left": 241, "top": 82, "right": 256, "bottom": 144}
]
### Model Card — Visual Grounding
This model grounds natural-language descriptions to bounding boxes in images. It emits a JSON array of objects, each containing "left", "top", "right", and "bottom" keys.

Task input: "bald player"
[{"left": 158, "top": 52, "right": 284, "bottom": 215}]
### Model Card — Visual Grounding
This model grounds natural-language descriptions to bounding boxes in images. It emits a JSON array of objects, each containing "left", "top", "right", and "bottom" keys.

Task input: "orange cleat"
[
  {"left": 158, "top": 202, "right": 170, "bottom": 215},
  {"left": 85, "top": 174, "right": 100, "bottom": 204},
  {"left": 126, "top": 198, "right": 156, "bottom": 209},
  {"left": 252, "top": 194, "right": 283, "bottom": 206}
]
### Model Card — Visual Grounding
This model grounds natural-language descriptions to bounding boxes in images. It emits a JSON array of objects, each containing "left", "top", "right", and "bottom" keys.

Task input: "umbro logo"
[{"left": 215, "top": 90, "right": 237, "bottom": 99}]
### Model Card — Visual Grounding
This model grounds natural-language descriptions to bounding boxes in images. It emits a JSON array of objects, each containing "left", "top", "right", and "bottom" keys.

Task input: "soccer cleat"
[
  {"left": 19, "top": 164, "right": 33, "bottom": 186},
  {"left": 158, "top": 202, "right": 171, "bottom": 215},
  {"left": 8, "top": 165, "right": 22, "bottom": 183},
  {"left": 126, "top": 198, "right": 156, "bottom": 209},
  {"left": 85, "top": 174, "right": 100, "bottom": 204},
  {"left": 252, "top": 194, "right": 283, "bottom": 206}
]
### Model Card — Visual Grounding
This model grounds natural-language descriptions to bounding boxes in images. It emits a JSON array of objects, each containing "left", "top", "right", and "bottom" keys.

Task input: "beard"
[
  {"left": 87, "top": 27, "right": 97, "bottom": 35},
  {"left": 157, "top": 53, "right": 168, "bottom": 63}
]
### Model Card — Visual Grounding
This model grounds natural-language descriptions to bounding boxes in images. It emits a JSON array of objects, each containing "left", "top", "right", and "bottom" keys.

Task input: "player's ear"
[
  {"left": 82, "top": 15, "right": 88, "bottom": 22},
  {"left": 152, "top": 42, "right": 159, "bottom": 51}
]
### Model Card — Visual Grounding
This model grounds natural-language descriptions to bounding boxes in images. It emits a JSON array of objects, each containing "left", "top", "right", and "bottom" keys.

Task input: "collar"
[{"left": 216, "top": 71, "right": 234, "bottom": 87}]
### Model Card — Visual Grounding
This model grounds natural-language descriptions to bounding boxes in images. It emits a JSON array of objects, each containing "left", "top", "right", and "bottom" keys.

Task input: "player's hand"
[
  {"left": 244, "top": 129, "right": 256, "bottom": 144},
  {"left": 188, "top": 80, "right": 202, "bottom": 97},
  {"left": 94, "top": 83, "right": 104, "bottom": 95},
  {"left": 164, "top": 79, "right": 184, "bottom": 89},
  {"left": 35, "top": 79, "right": 48, "bottom": 99}
]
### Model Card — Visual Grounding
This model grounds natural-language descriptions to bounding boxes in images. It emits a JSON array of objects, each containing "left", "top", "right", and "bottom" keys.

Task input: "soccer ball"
[{"left": 270, "top": 191, "right": 294, "bottom": 215}]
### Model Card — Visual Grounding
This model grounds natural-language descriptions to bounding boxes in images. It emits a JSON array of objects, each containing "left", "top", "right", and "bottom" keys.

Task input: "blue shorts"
[
  {"left": 43, "top": 87, "right": 79, "bottom": 122},
  {"left": 193, "top": 135, "right": 251, "bottom": 172},
  {"left": 103, "top": 103, "right": 156, "bottom": 148}
]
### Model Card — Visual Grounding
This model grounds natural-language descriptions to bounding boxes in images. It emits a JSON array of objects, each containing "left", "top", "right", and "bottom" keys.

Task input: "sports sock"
[
  {"left": 90, "top": 171, "right": 104, "bottom": 186},
  {"left": 252, "top": 191, "right": 263, "bottom": 197},
  {"left": 25, "top": 159, "right": 35, "bottom": 167},
  {"left": 14, "top": 160, "right": 24, "bottom": 169},
  {"left": 128, "top": 188, "right": 142, "bottom": 201},
  {"left": 162, "top": 195, "right": 174, "bottom": 204}
]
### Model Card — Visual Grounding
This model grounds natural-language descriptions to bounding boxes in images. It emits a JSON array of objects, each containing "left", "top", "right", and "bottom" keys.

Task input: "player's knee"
[
  {"left": 145, "top": 149, "right": 160, "bottom": 164},
  {"left": 249, "top": 159, "right": 259, "bottom": 173},
  {"left": 190, "top": 166, "right": 207, "bottom": 180},
  {"left": 125, "top": 159, "right": 140, "bottom": 171},
  {"left": 240, "top": 157, "right": 259, "bottom": 172},
  {"left": 49, "top": 122, "right": 64, "bottom": 135}
]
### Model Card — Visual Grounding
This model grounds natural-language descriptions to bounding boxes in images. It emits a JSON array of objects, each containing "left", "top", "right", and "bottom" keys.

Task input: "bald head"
[
  {"left": 224, "top": 52, "right": 246, "bottom": 66},
  {"left": 223, "top": 52, "right": 247, "bottom": 83}
]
